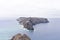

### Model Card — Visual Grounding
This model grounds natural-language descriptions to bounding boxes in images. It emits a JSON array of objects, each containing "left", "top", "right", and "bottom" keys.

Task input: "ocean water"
[{"left": 0, "top": 18, "right": 60, "bottom": 40}]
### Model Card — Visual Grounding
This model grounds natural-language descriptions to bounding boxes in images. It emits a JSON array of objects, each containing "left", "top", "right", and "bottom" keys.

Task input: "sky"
[{"left": 0, "top": 0, "right": 60, "bottom": 19}]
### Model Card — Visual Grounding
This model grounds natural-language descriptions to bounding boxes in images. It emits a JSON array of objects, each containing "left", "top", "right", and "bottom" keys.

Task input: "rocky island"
[
  {"left": 10, "top": 17, "right": 49, "bottom": 40},
  {"left": 17, "top": 17, "right": 49, "bottom": 30}
]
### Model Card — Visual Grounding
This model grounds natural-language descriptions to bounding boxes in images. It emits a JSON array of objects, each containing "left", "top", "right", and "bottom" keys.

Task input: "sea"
[{"left": 0, "top": 18, "right": 60, "bottom": 40}]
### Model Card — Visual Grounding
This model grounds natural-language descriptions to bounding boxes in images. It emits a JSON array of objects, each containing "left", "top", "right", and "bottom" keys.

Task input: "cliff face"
[{"left": 17, "top": 17, "right": 49, "bottom": 30}]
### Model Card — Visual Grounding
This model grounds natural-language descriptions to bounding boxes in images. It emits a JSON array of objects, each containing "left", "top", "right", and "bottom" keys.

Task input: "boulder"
[
  {"left": 17, "top": 17, "right": 49, "bottom": 30},
  {"left": 11, "top": 33, "right": 31, "bottom": 40}
]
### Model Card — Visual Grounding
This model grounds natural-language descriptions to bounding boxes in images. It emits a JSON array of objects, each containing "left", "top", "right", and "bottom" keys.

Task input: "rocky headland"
[{"left": 17, "top": 17, "right": 49, "bottom": 30}]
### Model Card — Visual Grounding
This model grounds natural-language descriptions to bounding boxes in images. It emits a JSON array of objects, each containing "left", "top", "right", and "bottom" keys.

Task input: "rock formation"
[
  {"left": 17, "top": 17, "right": 49, "bottom": 30},
  {"left": 11, "top": 33, "right": 31, "bottom": 40}
]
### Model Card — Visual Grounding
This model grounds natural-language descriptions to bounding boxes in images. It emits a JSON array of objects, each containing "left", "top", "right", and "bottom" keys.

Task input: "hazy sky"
[{"left": 0, "top": 0, "right": 60, "bottom": 19}]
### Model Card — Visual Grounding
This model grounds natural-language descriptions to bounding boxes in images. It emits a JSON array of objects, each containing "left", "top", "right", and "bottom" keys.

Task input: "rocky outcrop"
[
  {"left": 23, "top": 21, "right": 34, "bottom": 30},
  {"left": 17, "top": 17, "right": 49, "bottom": 30},
  {"left": 11, "top": 33, "right": 31, "bottom": 40}
]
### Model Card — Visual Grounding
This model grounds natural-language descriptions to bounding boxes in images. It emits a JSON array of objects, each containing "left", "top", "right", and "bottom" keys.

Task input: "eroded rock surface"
[
  {"left": 11, "top": 33, "right": 31, "bottom": 40},
  {"left": 17, "top": 17, "right": 49, "bottom": 30}
]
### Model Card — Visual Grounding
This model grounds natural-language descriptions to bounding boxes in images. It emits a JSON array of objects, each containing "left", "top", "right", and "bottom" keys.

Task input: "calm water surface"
[{"left": 0, "top": 18, "right": 60, "bottom": 40}]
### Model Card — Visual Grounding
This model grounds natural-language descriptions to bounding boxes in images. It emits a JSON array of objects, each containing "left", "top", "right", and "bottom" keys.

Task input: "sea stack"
[{"left": 17, "top": 17, "right": 49, "bottom": 30}]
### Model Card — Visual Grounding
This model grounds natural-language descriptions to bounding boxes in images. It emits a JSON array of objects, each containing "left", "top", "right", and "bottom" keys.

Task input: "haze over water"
[{"left": 0, "top": 18, "right": 60, "bottom": 40}]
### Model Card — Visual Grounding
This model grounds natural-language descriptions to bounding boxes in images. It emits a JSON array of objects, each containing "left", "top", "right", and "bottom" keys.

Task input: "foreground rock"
[
  {"left": 17, "top": 17, "right": 49, "bottom": 30},
  {"left": 11, "top": 33, "right": 31, "bottom": 40}
]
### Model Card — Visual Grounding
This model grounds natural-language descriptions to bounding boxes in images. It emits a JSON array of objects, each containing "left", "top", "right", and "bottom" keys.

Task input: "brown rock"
[{"left": 11, "top": 33, "right": 31, "bottom": 40}]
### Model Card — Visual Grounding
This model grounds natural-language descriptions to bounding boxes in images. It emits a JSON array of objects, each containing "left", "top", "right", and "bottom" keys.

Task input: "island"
[{"left": 17, "top": 17, "right": 49, "bottom": 30}]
